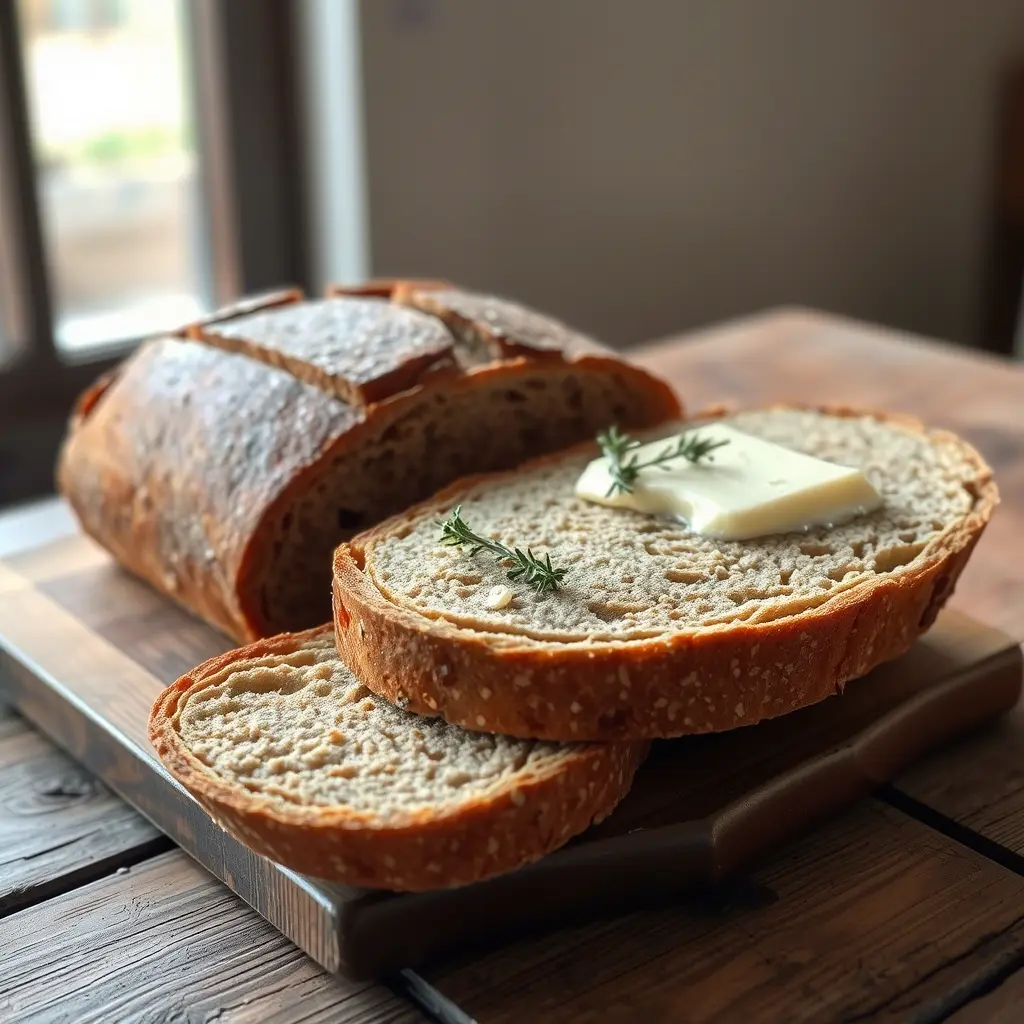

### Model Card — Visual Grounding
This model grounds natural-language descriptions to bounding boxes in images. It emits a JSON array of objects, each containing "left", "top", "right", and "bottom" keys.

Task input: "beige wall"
[{"left": 361, "top": 1, "right": 1024, "bottom": 348}]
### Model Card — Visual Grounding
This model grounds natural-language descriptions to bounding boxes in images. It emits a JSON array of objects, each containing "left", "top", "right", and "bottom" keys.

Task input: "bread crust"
[
  {"left": 195, "top": 296, "right": 460, "bottom": 407},
  {"left": 58, "top": 285, "right": 681, "bottom": 643},
  {"left": 148, "top": 626, "right": 647, "bottom": 891},
  {"left": 397, "top": 286, "right": 597, "bottom": 360},
  {"left": 332, "top": 406, "right": 998, "bottom": 742}
]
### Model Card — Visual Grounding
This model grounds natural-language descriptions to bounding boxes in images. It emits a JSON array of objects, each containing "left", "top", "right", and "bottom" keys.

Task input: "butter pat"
[{"left": 575, "top": 423, "right": 882, "bottom": 541}]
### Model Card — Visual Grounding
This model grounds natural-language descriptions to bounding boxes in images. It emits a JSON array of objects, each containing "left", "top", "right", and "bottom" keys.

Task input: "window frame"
[{"left": 0, "top": 0, "right": 310, "bottom": 502}]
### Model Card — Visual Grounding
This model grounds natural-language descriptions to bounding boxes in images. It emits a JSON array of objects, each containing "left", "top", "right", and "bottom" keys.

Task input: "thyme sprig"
[
  {"left": 597, "top": 425, "right": 729, "bottom": 497},
  {"left": 438, "top": 505, "right": 568, "bottom": 594}
]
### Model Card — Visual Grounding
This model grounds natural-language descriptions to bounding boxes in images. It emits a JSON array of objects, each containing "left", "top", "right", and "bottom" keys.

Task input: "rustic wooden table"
[{"left": 2, "top": 309, "right": 1023, "bottom": 1024}]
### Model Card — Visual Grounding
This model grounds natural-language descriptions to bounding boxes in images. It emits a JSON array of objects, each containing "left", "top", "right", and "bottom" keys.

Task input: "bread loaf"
[
  {"left": 148, "top": 626, "right": 646, "bottom": 890},
  {"left": 58, "top": 283, "right": 680, "bottom": 641},
  {"left": 333, "top": 406, "right": 997, "bottom": 741}
]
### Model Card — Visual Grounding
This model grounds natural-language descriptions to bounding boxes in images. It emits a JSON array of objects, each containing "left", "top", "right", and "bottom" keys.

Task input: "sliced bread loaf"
[
  {"left": 149, "top": 626, "right": 645, "bottom": 890},
  {"left": 333, "top": 406, "right": 997, "bottom": 742}
]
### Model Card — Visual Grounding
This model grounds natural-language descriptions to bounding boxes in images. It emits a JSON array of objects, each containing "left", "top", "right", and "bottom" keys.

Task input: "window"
[
  {"left": 0, "top": 0, "right": 310, "bottom": 504},
  {"left": 19, "top": 0, "right": 205, "bottom": 352}
]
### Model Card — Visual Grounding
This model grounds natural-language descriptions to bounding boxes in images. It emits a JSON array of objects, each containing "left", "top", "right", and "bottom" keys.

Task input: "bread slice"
[
  {"left": 333, "top": 406, "right": 997, "bottom": 742},
  {"left": 149, "top": 626, "right": 645, "bottom": 891}
]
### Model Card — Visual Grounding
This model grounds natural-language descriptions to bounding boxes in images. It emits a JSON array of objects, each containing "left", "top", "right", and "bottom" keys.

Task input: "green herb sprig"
[
  {"left": 437, "top": 506, "right": 568, "bottom": 594},
  {"left": 597, "top": 425, "right": 729, "bottom": 497}
]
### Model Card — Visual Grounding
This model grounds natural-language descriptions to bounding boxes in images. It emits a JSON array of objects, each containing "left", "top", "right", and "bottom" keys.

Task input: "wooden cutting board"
[{"left": 0, "top": 532, "right": 1019, "bottom": 980}]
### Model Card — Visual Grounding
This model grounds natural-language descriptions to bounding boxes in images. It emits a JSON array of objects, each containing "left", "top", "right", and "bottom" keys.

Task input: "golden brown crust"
[
  {"left": 148, "top": 626, "right": 647, "bottom": 891},
  {"left": 66, "top": 363, "right": 125, "bottom": 431},
  {"left": 194, "top": 297, "right": 459, "bottom": 407},
  {"left": 58, "top": 338, "right": 360, "bottom": 641},
  {"left": 397, "top": 286, "right": 597, "bottom": 360},
  {"left": 332, "top": 406, "right": 998, "bottom": 742}
]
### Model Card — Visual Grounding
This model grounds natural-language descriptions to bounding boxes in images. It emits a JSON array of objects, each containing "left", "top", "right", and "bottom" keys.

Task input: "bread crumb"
[{"left": 486, "top": 585, "right": 514, "bottom": 609}]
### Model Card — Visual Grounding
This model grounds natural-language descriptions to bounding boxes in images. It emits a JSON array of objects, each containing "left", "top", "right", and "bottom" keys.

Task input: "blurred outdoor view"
[{"left": 18, "top": 0, "right": 205, "bottom": 351}]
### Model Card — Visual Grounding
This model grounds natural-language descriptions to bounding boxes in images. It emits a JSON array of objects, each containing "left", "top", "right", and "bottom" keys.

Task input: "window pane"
[{"left": 17, "top": 0, "right": 205, "bottom": 352}]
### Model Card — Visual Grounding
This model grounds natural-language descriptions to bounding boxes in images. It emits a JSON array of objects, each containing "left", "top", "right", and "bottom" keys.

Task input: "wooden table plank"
[
  {"left": 0, "top": 704, "right": 167, "bottom": 916},
  {"left": 0, "top": 505, "right": 166, "bottom": 918},
  {"left": 0, "top": 850, "right": 423, "bottom": 1024},
  {"left": 427, "top": 800, "right": 1024, "bottom": 1024},
  {"left": 947, "top": 970, "right": 1024, "bottom": 1023},
  {"left": 894, "top": 704, "right": 1024, "bottom": 861}
]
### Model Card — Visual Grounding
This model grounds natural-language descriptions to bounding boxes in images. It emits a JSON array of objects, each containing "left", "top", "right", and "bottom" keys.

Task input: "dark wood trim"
[
  {"left": 0, "top": 355, "right": 123, "bottom": 505},
  {"left": 186, "top": 0, "right": 309, "bottom": 304},
  {"left": 0, "top": 0, "right": 55, "bottom": 365},
  {"left": 0, "top": 2, "right": 312, "bottom": 506},
  {"left": 186, "top": 0, "right": 240, "bottom": 305},
  {"left": 982, "top": 62, "right": 1024, "bottom": 355},
  {"left": 0, "top": 353, "right": 121, "bottom": 423},
  {"left": 0, "top": 200, "right": 21, "bottom": 365}
]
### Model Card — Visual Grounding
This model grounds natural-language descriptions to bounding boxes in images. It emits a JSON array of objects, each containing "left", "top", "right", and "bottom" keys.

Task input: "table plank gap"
[
  {"left": 0, "top": 704, "right": 169, "bottom": 918},
  {"left": 881, "top": 784, "right": 1024, "bottom": 880},
  {"left": 0, "top": 849, "right": 423, "bottom": 1024},
  {"left": 895, "top": 702, "right": 1024, "bottom": 863},
  {"left": 425, "top": 801, "right": 1024, "bottom": 1024}
]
